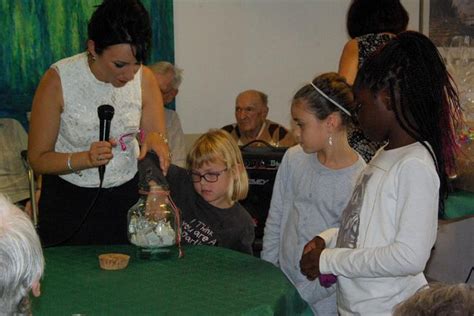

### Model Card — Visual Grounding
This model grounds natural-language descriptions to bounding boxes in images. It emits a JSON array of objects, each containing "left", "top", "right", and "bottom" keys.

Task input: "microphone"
[{"left": 98, "top": 104, "right": 115, "bottom": 184}]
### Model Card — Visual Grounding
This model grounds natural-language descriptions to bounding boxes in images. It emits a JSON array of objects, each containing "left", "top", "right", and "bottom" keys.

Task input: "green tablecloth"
[
  {"left": 444, "top": 189, "right": 474, "bottom": 219},
  {"left": 32, "top": 245, "right": 307, "bottom": 315}
]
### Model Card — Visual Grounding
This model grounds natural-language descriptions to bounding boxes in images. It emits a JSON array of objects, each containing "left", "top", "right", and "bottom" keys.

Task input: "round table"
[{"left": 32, "top": 245, "right": 307, "bottom": 315}]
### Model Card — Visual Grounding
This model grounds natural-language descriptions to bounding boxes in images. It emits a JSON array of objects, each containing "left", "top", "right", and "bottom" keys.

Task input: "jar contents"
[{"left": 128, "top": 185, "right": 177, "bottom": 250}]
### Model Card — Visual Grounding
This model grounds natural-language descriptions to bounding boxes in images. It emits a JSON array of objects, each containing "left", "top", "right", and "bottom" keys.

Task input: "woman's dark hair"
[
  {"left": 347, "top": 0, "right": 409, "bottom": 38},
  {"left": 353, "top": 31, "right": 463, "bottom": 217},
  {"left": 293, "top": 72, "right": 354, "bottom": 127},
  {"left": 87, "top": 0, "right": 151, "bottom": 63}
]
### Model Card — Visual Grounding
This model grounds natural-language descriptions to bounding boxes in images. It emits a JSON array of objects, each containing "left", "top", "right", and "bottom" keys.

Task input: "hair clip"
[{"left": 309, "top": 82, "right": 352, "bottom": 116}]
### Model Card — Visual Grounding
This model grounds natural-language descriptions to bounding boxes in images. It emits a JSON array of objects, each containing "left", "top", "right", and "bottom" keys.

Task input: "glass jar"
[{"left": 127, "top": 184, "right": 178, "bottom": 259}]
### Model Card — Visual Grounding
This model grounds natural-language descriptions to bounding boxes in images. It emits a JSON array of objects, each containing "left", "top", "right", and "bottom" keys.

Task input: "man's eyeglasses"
[{"left": 190, "top": 168, "right": 228, "bottom": 183}]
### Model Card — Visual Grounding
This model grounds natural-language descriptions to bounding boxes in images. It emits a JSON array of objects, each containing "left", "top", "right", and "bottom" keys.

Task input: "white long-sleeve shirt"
[{"left": 319, "top": 142, "right": 439, "bottom": 316}]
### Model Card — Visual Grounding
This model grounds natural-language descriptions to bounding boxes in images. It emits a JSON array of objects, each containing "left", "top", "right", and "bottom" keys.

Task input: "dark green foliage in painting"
[
  {"left": 0, "top": 0, "right": 174, "bottom": 127},
  {"left": 144, "top": 0, "right": 175, "bottom": 65}
]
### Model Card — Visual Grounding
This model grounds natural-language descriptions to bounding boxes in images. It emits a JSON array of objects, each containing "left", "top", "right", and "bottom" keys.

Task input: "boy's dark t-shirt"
[{"left": 166, "top": 165, "right": 255, "bottom": 255}]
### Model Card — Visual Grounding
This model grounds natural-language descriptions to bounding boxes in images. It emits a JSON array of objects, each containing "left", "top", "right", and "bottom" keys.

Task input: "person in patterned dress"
[{"left": 338, "top": 0, "right": 409, "bottom": 162}]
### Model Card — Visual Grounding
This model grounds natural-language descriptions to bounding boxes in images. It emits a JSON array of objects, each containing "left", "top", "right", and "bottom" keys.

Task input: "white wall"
[{"left": 174, "top": 0, "right": 420, "bottom": 134}]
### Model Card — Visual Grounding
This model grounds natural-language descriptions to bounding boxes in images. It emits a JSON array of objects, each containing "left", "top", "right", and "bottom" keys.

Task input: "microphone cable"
[
  {"left": 43, "top": 104, "right": 114, "bottom": 248},
  {"left": 42, "top": 179, "right": 104, "bottom": 248}
]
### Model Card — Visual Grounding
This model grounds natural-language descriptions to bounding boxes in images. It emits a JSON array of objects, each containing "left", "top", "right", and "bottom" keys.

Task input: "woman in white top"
[{"left": 28, "top": 0, "right": 170, "bottom": 246}]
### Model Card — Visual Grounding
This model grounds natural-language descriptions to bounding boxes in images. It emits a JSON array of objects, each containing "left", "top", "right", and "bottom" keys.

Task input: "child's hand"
[
  {"left": 303, "top": 236, "right": 325, "bottom": 255},
  {"left": 144, "top": 182, "right": 168, "bottom": 222},
  {"left": 144, "top": 203, "right": 166, "bottom": 222},
  {"left": 300, "top": 236, "right": 325, "bottom": 281},
  {"left": 300, "top": 247, "right": 323, "bottom": 281},
  {"left": 137, "top": 152, "right": 169, "bottom": 192}
]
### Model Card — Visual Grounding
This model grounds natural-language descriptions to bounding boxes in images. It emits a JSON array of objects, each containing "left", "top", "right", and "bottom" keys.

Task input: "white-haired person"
[
  {"left": 393, "top": 283, "right": 474, "bottom": 315},
  {"left": 0, "top": 194, "right": 44, "bottom": 315},
  {"left": 222, "top": 90, "right": 296, "bottom": 148},
  {"left": 149, "top": 61, "right": 186, "bottom": 167}
]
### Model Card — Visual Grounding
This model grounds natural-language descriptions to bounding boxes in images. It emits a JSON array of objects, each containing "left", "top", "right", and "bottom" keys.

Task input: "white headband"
[{"left": 309, "top": 82, "right": 352, "bottom": 117}]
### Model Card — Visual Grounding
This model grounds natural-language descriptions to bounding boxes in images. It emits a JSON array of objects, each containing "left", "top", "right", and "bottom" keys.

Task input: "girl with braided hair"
[{"left": 300, "top": 31, "right": 463, "bottom": 315}]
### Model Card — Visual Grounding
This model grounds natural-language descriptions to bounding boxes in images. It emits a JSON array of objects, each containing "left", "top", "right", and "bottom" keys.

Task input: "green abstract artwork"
[{"left": 0, "top": 0, "right": 174, "bottom": 128}]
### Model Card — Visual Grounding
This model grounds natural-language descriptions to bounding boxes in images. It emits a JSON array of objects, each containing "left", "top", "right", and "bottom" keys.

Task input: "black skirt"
[{"left": 38, "top": 174, "right": 139, "bottom": 246}]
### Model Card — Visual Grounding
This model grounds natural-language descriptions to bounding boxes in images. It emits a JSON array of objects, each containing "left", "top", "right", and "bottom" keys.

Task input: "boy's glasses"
[{"left": 190, "top": 168, "right": 228, "bottom": 183}]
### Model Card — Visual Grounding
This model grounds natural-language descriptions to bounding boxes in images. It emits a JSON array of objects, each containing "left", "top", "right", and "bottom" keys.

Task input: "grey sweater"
[{"left": 261, "top": 145, "right": 366, "bottom": 315}]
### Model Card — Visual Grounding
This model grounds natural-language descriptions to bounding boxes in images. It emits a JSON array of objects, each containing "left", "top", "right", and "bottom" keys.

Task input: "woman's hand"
[
  {"left": 87, "top": 139, "right": 116, "bottom": 167},
  {"left": 138, "top": 132, "right": 170, "bottom": 175},
  {"left": 139, "top": 67, "right": 170, "bottom": 174}
]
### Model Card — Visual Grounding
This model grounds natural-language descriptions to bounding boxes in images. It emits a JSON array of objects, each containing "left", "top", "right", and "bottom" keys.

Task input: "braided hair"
[{"left": 353, "top": 31, "right": 463, "bottom": 216}]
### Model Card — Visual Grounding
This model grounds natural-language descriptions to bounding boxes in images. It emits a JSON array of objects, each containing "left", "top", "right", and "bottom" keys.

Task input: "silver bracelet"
[{"left": 67, "top": 153, "right": 82, "bottom": 176}]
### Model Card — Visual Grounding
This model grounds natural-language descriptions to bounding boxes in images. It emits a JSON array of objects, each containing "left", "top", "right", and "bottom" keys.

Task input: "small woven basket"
[{"left": 98, "top": 253, "right": 130, "bottom": 270}]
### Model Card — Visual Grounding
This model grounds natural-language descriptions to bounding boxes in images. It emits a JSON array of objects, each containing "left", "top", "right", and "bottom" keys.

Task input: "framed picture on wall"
[
  {"left": 421, "top": 1, "right": 474, "bottom": 122},
  {"left": 421, "top": 0, "right": 474, "bottom": 46}
]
